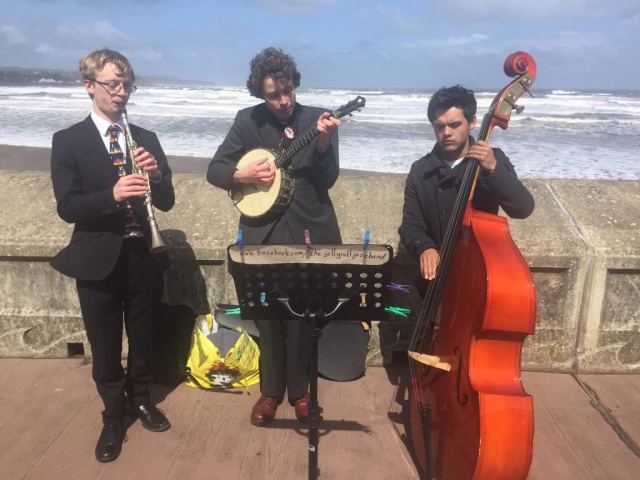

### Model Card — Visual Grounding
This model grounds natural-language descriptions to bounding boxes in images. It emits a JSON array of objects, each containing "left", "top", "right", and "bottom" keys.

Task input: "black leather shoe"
[
  {"left": 95, "top": 419, "right": 125, "bottom": 463},
  {"left": 132, "top": 404, "right": 171, "bottom": 432}
]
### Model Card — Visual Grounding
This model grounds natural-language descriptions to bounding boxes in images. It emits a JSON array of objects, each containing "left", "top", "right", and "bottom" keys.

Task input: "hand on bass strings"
[
  {"left": 113, "top": 174, "right": 148, "bottom": 203},
  {"left": 132, "top": 147, "right": 161, "bottom": 181},
  {"left": 233, "top": 158, "right": 276, "bottom": 186},
  {"left": 466, "top": 140, "right": 496, "bottom": 172},
  {"left": 316, "top": 112, "right": 340, "bottom": 153},
  {"left": 420, "top": 248, "right": 440, "bottom": 280}
]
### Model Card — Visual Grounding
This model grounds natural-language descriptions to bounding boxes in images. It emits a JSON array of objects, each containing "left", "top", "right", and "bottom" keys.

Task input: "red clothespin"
[{"left": 304, "top": 229, "right": 312, "bottom": 250}]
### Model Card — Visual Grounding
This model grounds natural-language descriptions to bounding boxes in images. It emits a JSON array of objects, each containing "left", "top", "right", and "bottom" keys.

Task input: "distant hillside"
[
  {"left": 0, "top": 67, "right": 80, "bottom": 85},
  {"left": 0, "top": 67, "right": 214, "bottom": 87}
]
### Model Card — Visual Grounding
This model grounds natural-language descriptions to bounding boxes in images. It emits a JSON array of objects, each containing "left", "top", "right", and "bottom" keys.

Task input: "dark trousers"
[
  {"left": 257, "top": 223, "right": 309, "bottom": 399},
  {"left": 76, "top": 237, "right": 164, "bottom": 420},
  {"left": 255, "top": 318, "right": 309, "bottom": 399}
]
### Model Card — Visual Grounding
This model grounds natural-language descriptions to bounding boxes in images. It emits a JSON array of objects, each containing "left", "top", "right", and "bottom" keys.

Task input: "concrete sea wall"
[{"left": 0, "top": 171, "right": 638, "bottom": 373}]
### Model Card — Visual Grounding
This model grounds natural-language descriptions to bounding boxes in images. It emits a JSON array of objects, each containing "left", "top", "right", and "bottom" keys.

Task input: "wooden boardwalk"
[{"left": 0, "top": 359, "right": 638, "bottom": 479}]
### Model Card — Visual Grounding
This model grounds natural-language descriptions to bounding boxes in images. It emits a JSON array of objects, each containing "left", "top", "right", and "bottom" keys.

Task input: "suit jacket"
[
  {"left": 50, "top": 115, "right": 175, "bottom": 281},
  {"left": 206, "top": 103, "right": 342, "bottom": 245},
  {"left": 398, "top": 140, "right": 534, "bottom": 262}
]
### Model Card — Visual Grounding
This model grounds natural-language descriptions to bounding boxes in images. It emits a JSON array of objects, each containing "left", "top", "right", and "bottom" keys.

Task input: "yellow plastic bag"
[{"left": 185, "top": 313, "right": 260, "bottom": 390}]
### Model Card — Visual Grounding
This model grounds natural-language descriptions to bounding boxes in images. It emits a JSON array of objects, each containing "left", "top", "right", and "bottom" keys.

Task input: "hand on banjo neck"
[{"left": 231, "top": 111, "right": 341, "bottom": 187}]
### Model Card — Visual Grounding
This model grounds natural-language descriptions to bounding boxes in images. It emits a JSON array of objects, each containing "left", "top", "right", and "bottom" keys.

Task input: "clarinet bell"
[{"left": 148, "top": 219, "right": 168, "bottom": 254}]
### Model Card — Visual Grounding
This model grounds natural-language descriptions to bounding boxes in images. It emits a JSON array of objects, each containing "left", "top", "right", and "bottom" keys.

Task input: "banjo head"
[{"left": 233, "top": 148, "right": 293, "bottom": 218}]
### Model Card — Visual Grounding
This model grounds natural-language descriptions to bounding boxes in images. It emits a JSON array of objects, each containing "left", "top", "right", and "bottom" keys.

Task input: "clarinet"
[{"left": 118, "top": 105, "right": 168, "bottom": 253}]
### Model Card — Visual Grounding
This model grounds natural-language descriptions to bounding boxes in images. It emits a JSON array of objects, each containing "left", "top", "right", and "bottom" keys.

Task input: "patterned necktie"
[{"left": 108, "top": 125, "right": 142, "bottom": 238}]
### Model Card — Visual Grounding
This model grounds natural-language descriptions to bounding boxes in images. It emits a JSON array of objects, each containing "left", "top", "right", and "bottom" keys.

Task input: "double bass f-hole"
[{"left": 453, "top": 347, "right": 468, "bottom": 406}]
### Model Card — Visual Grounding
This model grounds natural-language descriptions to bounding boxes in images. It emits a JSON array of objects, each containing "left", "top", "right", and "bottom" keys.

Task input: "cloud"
[
  {"left": 374, "top": 5, "right": 427, "bottom": 34},
  {"left": 523, "top": 30, "right": 609, "bottom": 53},
  {"left": 421, "top": 34, "right": 489, "bottom": 48},
  {"left": 247, "top": 0, "right": 337, "bottom": 15},
  {"left": 55, "top": 21, "right": 130, "bottom": 43},
  {"left": 25, "top": 0, "right": 166, "bottom": 4},
  {"left": 125, "top": 47, "right": 163, "bottom": 60},
  {"left": 622, "top": 13, "right": 640, "bottom": 25},
  {"left": 1, "top": 25, "right": 29, "bottom": 45},
  {"left": 35, "top": 42, "right": 55, "bottom": 53},
  {"left": 420, "top": 0, "right": 640, "bottom": 22},
  {"left": 75, "top": 0, "right": 166, "bottom": 4}
]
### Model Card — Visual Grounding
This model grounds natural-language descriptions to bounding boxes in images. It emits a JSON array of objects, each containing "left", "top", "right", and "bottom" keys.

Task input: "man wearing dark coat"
[
  {"left": 50, "top": 49, "right": 174, "bottom": 463},
  {"left": 399, "top": 85, "right": 534, "bottom": 295},
  {"left": 206, "top": 47, "right": 342, "bottom": 426}
]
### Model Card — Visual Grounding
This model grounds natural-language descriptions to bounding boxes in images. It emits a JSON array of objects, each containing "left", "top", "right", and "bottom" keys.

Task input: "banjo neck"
[
  {"left": 272, "top": 96, "right": 366, "bottom": 170},
  {"left": 274, "top": 126, "right": 322, "bottom": 169}
]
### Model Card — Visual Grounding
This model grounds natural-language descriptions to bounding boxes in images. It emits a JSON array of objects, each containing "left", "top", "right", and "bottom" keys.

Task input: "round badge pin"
[{"left": 284, "top": 126, "right": 295, "bottom": 139}]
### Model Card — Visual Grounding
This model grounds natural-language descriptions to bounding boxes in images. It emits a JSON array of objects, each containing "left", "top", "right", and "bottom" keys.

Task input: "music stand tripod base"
[{"left": 227, "top": 244, "right": 394, "bottom": 480}]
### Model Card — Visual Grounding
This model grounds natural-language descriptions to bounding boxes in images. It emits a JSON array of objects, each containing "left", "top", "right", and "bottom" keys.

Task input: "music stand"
[{"left": 227, "top": 244, "right": 393, "bottom": 480}]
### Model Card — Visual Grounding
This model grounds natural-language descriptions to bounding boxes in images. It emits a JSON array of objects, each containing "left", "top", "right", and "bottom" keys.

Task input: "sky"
[{"left": 1, "top": 0, "right": 639, "bottom": 90}]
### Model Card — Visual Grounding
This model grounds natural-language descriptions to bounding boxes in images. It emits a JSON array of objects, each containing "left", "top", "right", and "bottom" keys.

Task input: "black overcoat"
[
  {"left": 398, "top": 141, "right": 534, "bottom": 262},
  {"left": 206, "top": 103, "right": 342, "bottom": 245}
]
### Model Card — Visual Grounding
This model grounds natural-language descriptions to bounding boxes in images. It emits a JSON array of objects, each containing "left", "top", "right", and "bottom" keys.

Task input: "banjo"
[{"left": 231, "top": 96, "right": 366, "bottom": 219}]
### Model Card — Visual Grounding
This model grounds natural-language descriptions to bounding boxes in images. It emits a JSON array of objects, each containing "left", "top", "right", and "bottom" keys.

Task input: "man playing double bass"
[{"left": 399, "top": 84, "right": 534, "bottom": 293}]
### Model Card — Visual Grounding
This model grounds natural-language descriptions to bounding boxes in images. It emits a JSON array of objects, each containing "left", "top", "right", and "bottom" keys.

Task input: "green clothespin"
[
  {"left": 225, "top": 308, "right": 241, "bottom": 315},
  {"left": 384, "top": 306, "right": 410, "bottom": 318}
]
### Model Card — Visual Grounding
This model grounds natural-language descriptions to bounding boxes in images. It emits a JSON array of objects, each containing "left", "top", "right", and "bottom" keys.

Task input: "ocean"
[{"left": 1, "top": 85, "right": 639, "bottom": 179}]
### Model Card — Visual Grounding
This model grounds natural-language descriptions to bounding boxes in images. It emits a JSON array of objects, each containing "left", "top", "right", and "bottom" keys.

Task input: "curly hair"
[
  {"left": 427, "top": 85, "right": 477, "bottom": 123},
  {"left": 246, "top": 47, "right": 301, "bottom": 99}
]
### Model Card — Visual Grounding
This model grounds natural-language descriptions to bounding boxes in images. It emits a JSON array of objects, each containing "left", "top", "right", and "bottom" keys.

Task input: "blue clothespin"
[
  {"left": 237, "top": 230, "right": 243, "bottom": 250},
  {"left": 363, "top": 230, "right": 370, "bottom": 250},
  {"left": 304, "top": 229, "right": 312, "bottom": 250}
]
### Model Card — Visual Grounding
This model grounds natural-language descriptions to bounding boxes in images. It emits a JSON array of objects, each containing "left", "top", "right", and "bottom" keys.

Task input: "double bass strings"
[
  {"left": 407, "top": 107, "right": 494, "bottom": 401},
  {"left": 407, "top": 160, "right": 476, "bottom": 394}
]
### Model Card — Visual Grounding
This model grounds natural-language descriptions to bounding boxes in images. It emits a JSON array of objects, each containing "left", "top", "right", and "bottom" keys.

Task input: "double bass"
[{"left": 407, "top": 52, "right": 538, "bottom": 479}]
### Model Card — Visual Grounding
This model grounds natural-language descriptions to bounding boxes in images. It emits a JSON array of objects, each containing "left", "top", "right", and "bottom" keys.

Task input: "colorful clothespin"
[
  {"left": 386, "top": 283, "right": 412, "bottom": 294},
  {"left": 225, "top": 307, "right": 241, "bottom": 315},
  {"left": 384, "top": 306, "right": 411, "bottom": 318},
  {"left": 237, "top": 230, "right": 243, "bottom": 250},
  {"left": 260, "top": 292, "right": 266, "bottom": 303},
  {"left": 304, "top": 229, "right": 312, "bottom": 250},
  {"left": 363, "top": 230, "right": 370, "bottom": 250}
]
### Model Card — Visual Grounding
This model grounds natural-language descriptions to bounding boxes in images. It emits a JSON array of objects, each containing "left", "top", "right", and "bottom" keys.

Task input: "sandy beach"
[{"left": 0, "top": 144, "right": 403, "bottom": 177}]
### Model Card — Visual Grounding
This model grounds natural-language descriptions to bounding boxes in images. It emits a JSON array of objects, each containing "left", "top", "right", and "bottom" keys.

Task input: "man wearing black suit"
[
  {"left": 207, "top": 47, "right": 342, "bottom": 426},
  {"left": 50, "top": 49, "right": 174, "bottom": 462}
]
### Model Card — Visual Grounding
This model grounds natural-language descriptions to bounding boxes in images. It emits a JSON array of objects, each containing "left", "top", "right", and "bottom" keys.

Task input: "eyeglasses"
[{"left": 91, "top": 79, "right": 137, "bottom": 93}]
